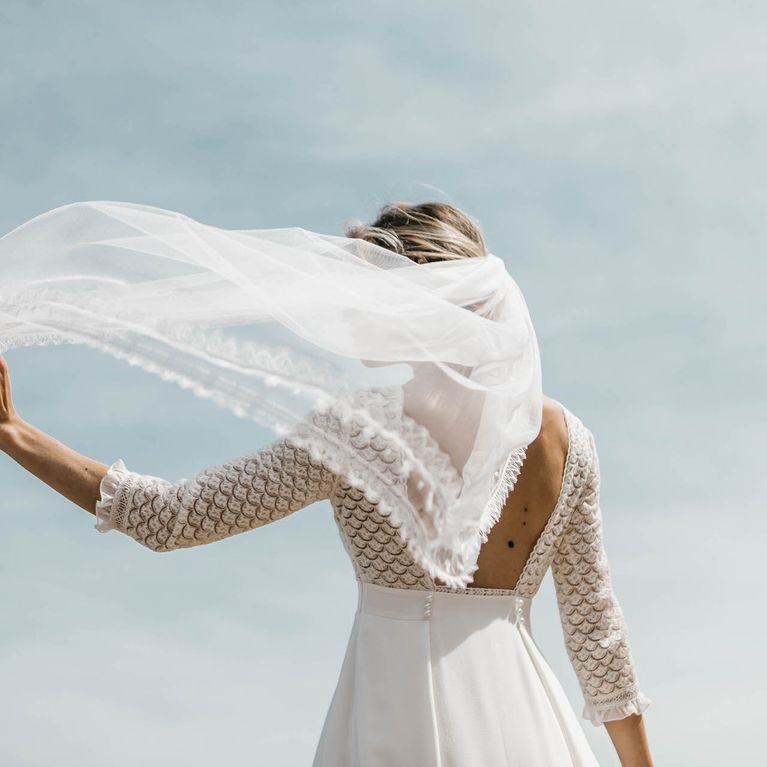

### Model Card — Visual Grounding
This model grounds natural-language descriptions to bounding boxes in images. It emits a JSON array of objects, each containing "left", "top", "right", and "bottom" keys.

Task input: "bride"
[{"left": 0, "top": 200, "right": 653, "bottom": 766}]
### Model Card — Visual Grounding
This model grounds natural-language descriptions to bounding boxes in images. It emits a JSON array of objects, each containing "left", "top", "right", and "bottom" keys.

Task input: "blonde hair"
[{"left": 344, "top": 201, "right": 487, "bottom": 264}]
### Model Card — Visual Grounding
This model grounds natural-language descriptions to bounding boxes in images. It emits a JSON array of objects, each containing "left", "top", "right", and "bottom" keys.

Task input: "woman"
[{"left": 0, "top": 201, "right": 653, "bottom": 765}]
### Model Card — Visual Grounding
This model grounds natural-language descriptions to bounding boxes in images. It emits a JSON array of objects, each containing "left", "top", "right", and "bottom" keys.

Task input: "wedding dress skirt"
[{"left": 312, "top": 579, "right": 601, "bottom": 767}]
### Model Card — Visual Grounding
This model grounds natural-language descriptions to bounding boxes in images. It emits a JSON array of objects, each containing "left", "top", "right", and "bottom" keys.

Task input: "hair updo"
[{"left": 344, "top": 201, "right": 487, "bottom": 264}]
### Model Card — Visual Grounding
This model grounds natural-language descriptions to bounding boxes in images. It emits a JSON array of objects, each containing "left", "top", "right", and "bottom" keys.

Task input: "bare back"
[{"left": 457, "top": 395, "right": 569, "bottom": 591}]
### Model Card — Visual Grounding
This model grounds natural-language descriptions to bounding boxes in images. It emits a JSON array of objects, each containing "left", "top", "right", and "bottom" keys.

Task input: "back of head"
[{"left": 344, "top": 201, "right": 487, "bottom": 264}]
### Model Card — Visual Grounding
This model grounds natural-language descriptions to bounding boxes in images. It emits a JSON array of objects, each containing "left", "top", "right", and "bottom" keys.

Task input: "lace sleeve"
[
  {"left": 550, "top": 429, "right": 652, "bottom": 726},
  {"left": 93, "top": 436, "right": 338, "bottom": 551}
]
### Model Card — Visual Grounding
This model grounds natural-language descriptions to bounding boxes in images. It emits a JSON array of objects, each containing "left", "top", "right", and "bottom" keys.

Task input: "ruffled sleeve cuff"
[
  {"left": 582, "top": 689, "right": 652, "bottom": 726},
  {"left": 94, "top": 458, "right": 132, "bottom": 533}
]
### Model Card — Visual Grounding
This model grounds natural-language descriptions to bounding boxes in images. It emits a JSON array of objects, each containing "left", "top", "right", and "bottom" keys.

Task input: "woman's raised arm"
[{"left": 0, "top": 354, "right": 338, "bottom": 551}]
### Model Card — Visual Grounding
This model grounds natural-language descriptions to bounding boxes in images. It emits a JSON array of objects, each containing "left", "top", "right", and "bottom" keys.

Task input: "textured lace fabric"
[
  {"left": 94, "top": 439, "right": 339, "bottom": 549},
  {"left": 549, "top": 422, "right": 652, "bottom": 725},
  {"left": 94, "top": 402, "right": 650, "bottom": 725}
]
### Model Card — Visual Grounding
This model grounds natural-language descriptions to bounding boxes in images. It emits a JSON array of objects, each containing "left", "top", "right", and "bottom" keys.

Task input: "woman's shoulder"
[
  {"left": 539, "top": 395, "right": 569, "bottom": 450},
  {"left": 539, "top": 395, "right": 596, "bottom": 470}
]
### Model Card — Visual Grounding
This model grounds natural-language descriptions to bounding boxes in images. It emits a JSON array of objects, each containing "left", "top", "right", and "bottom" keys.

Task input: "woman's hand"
[
  {"left": 0, "top": 354, "right": 19, "bottom": 424},
  {"left": 0, "top": 354, "right": 21, "bottom": 447},
  {"left": 0, "top": 352, "right": 109, "bottom": 514}
]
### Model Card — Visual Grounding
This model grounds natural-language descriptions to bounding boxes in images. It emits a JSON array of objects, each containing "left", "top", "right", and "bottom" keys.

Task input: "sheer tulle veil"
[{"left": 0, "top": 200, "right": 543, "bottom": 588}]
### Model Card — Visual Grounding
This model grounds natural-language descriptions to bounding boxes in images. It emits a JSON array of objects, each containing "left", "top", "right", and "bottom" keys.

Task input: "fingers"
[{"left": 0, "top": 354, "right": 17, "bottom": 424}]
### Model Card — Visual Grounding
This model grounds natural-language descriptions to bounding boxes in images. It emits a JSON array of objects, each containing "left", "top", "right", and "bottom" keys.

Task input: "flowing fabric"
[{"left": 0, "top": 201, "right": 542, "bottom": 588}]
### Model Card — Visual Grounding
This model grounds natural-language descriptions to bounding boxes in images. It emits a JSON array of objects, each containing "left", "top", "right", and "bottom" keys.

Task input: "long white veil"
[{"left": 0, "top": 201, "right": 542, "bottom": 588}]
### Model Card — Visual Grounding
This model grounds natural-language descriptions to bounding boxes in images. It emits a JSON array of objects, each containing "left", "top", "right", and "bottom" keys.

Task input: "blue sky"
[{"left": 1, "top": 1, "right": 764, "bottom": 764}]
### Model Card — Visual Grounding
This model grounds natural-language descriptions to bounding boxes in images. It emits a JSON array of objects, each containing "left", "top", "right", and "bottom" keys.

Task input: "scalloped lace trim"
[
  {"left": 478, "top": 445, "right": 527, "bottom": 545},
  {"left": 582, "top": 689, "right": 652, "bottom": 726},
  {"left": 432, "top": 584, "right": 526, "bottom": 597},
  {"left": 94, "top": 458, "right": 132, "bottom": 533}
]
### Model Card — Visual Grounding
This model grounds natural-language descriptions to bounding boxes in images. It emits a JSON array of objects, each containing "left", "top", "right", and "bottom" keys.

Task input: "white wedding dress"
[{"left": 94, "top": 398, "right": 651, "bottom": 766}]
